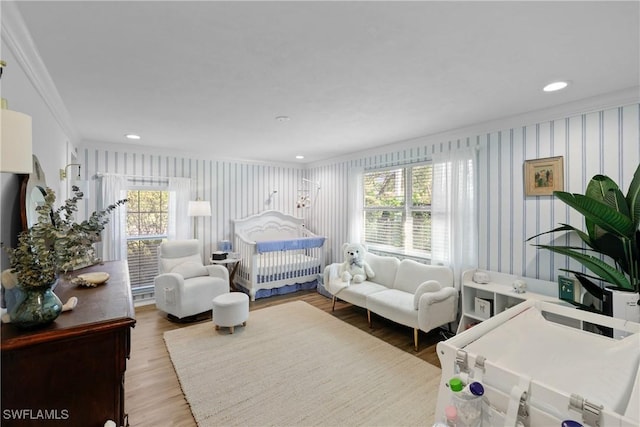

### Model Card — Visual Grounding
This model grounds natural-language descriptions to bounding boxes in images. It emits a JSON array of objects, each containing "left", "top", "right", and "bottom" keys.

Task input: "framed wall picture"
[{"left": 524, "top": 156, "right": 564, "bottom": 196}]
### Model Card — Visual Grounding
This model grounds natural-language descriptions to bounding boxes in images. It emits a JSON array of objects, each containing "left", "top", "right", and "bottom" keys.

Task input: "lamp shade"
[
  {"left": 187, "top": 200, "right": 211, "bottom": 217},
  {"left": 1, "top": 108, "right": 33, "bottom": 174}
]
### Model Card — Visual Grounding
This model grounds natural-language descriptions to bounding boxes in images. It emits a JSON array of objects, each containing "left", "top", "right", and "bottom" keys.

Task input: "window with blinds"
[
  {"left": 126, "top": 189, "right": 169, "bottom": 297},
  {"left": 363, "top": 164, "right": 432, "bottom": 255}
]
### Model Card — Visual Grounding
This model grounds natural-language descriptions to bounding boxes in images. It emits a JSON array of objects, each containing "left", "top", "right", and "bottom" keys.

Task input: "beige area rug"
[{"left": 164, "top": 301, "right": 442, "bottom": 427}]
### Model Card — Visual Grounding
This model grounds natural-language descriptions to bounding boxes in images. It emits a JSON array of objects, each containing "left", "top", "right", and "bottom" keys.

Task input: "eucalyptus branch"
[{"left": 3, "top": 186, "right": 127, "bottom": 288}]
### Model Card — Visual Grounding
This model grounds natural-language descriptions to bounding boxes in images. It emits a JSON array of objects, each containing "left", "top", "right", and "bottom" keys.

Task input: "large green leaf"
[
  {"left": 556, "top": 223, "right": 594, "bottom": 248},
  {"left": 554, "top": 192, "right": 635, "bottom": 238},
  {"left": 592, "top": 232, "right": 629, "bottom": 272},
  {"left": 584, "top": 175, "right": 620, "bottom": 240},
  {"left": 584, "top": 175, "right": 626, "bottom": 244},
  {"left": 535, "top": 244, "right": 631, "bottom": 289},
  {"left": 604, "top": 187, "right": 631, "bottom": 218},
  {"left": 586, "top": 174, "right": 620, "bottom": 205},
  {"left": 626, "top": 164, "right": 640, "bottom": 229},
  {"left": 526, "top": 224, "right": 592, "bottom": 245},
  {"left": 584, "top": 175, "right": 619, "bottom": 202}
]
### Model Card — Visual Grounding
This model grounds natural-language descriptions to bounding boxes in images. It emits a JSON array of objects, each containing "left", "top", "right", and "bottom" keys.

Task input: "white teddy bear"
[{"left": 339, "top": 242, "right": 375, "bottom": 283}]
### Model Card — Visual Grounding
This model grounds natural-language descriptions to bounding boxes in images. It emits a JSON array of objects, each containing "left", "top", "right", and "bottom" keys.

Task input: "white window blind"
[
  {"left": 363, "top": 164, "right": 432, "bottom": 255},
  {"left": 126, "top": 189, "right": 169, "bottom": 294},
  {"left": 127, "top": 237, "right": 163, "bottom": 291}
]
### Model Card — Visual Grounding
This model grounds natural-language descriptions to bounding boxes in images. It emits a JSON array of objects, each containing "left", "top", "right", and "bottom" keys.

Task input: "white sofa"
[{"left": 324, "top": 252, "right": 457, "bottom": 350}]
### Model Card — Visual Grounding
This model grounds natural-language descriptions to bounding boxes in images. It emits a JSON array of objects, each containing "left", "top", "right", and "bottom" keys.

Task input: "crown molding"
[
  {"left": 1, "top": 1, "right": 79, "bottom": 144},
  {"left": 81, "top": 139, "right": 306, "bottom": 170},
  {"left": 308, "top": 87, "right": 640, "bottom": 169}
]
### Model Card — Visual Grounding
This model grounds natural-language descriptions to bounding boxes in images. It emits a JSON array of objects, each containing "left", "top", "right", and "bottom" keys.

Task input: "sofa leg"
[
  {"left": 367, "top": 310, "right": 372, "bottom": 328},
  {"left": 332, "top": 296, "right": 336, "bottom": 311},
  {"left": 413, "top": 329, "right": 419, "bottom": 352}
]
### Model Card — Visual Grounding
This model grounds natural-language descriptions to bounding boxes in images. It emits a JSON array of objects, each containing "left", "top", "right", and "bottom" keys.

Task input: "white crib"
[{"left": 232, "top": 210, "right": 326, "bottom": 301}]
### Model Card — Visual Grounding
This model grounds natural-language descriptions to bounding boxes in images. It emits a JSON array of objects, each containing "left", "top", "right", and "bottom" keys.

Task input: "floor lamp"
[{"left": 187, "top": 199, "right": 211, "bottom": 239}]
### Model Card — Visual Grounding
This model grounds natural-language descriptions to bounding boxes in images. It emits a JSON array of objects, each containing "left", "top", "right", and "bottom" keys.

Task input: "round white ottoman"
[{"left": 212, "top": 292, "right": 249, "bottom": 334}]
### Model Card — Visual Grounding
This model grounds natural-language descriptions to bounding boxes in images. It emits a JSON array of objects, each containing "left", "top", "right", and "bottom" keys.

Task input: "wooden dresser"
[{"left": 1, "top": 261, "right": 136, "bottom": 427}]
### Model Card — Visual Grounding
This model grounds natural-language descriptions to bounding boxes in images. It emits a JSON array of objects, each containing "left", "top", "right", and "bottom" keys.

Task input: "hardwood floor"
[{"left": 125, "top": 290, "right": 446, "bottom": 426}]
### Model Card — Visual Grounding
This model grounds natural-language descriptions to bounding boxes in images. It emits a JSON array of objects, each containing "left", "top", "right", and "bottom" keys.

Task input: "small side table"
[{"left": 210, "top": 257, "right": 241, "bottom": 291}]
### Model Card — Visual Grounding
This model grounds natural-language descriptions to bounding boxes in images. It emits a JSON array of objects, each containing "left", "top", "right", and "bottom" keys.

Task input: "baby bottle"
[{"left": 449, "top": 378, "right": 483, "bottom": 427}]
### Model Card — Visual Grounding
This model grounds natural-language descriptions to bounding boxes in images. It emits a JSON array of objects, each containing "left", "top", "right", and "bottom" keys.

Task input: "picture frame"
[{"left": 524, "top": 156, "right": 564, "bottom": 196}]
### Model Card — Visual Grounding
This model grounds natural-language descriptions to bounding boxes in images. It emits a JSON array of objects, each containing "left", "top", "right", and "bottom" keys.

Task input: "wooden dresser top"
[{"left": 1, "top": 260, "right": 136, "bottom": 350}]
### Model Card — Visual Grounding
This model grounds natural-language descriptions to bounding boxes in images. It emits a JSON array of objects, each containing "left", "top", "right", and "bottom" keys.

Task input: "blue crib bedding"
[
  {"left": 236, "top": 279, "right": 318, "bottom": 300},
  {"left": 255, "top": 236, "right": 326, "bottom": 253}
]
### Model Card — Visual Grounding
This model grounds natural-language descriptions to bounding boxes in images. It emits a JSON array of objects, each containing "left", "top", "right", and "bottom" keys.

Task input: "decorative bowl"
[{"left": 74, "top": 272, "right": 110, "bottom": 287}]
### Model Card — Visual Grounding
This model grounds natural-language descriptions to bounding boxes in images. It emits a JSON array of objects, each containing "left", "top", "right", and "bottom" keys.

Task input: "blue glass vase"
[{"left": 9, "top": 283, "right": 62, "bottom": 329}]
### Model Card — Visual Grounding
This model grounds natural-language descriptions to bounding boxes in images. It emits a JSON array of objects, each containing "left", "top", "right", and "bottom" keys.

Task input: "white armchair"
[{"left": 154, "top": 239, "right": 229, "bottom": 320}]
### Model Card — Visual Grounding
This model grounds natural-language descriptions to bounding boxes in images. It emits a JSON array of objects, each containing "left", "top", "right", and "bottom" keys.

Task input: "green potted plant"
[
  {"left": 4, "top": 186, "right": 127, "bottom": 328},
  {"left": 528, "top": 163, "right": 639, "bottom": 321}
]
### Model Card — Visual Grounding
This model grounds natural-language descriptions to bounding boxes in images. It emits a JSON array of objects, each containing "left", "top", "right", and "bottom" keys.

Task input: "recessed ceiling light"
[
  {"left": 275, "top": 116, "right": 290, "bottom": 122},
  {"left": 125, "top": 133, "right": 141, "bottom": 140},
  {"left": 295, "top": 155, "right": 304, "bottom": 159},
  {"left": 543, "top": 81, "right": 569, "bottom": 92}
]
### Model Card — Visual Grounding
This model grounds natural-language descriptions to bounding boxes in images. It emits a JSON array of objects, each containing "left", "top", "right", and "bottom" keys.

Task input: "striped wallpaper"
[
  {"left": 307, "top": 103, "right": 640, "bottom": 283},
  {"left": 81, "top": 102, "right": 639, "bottom": 284},
  {"left": 80, "top": 146, "right": 310, "bottom": 258}
]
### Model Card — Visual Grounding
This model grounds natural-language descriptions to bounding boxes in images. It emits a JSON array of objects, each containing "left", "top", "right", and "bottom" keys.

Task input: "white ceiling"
[{"left": 14, "top": 1, "right": 640, "bottom": 164}]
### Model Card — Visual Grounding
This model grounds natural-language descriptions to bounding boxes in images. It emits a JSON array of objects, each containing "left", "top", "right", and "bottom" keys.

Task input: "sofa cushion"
[
  {"left": 367, "top": 289, "right": 419, "bottom": 329},
  {"left": 337, "top": 280, "right": 388, "bottom": 308},
  {"left": 392, "top": 260, "right": 453, "bottom": 293},
  {"left": 365, "top": 252, "right": 400, "bottom": 287}
]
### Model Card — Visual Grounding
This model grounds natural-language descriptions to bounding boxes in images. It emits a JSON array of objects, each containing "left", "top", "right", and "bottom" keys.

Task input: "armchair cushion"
[
  {"left": 413, "top": 280, "right": 442, "bottom": 310},
  {"left": 171, "top": 261, "right": 209, "bottom": 279},
  {"left": 160, "top": 253, "right": 202, "bottom": 273}
]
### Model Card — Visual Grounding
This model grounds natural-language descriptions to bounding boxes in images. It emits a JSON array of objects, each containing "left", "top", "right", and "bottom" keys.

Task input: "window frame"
[
  {"left": 362, "top": 161, "right": 433, "bottom": 258},
  {"left": 125, "top": 187, "right": 170, "bottom": 296}
]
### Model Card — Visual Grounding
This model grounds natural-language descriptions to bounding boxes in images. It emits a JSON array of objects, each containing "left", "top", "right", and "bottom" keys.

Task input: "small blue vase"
[{"left": 9, "top": 284, "right": 62, "bottom": 329}]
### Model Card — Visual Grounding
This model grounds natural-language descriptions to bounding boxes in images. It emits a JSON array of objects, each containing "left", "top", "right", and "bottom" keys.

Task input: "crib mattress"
[{"left": 463, "top": 306, "right": 640, "bottom": 415}]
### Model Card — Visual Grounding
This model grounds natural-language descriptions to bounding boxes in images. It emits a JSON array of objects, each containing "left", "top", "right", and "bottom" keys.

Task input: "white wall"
[
  {"left": 307, "top": 96, "right": 640, "bottom": 283},
  {"left": 0, "top": 43, "right": 74, "bottom": 271}
]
